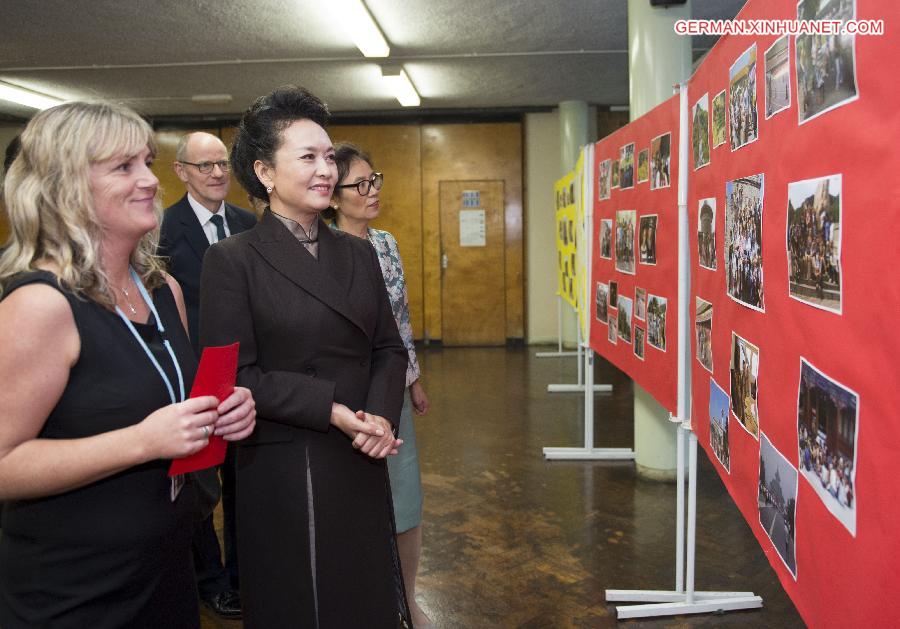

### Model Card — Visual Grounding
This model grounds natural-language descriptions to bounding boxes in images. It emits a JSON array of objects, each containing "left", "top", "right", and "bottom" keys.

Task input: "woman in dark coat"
[{"left": 199, "top": 86, "right": 411, "bottom": 628}]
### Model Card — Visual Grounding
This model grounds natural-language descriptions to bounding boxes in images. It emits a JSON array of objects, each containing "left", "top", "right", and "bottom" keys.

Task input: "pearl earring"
[{"left": 266, "top": 186, "right": 273, "bottom": 194}]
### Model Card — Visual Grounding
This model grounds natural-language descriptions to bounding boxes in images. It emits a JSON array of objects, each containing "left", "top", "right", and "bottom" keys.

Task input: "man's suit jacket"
[
  {"left": 198, "top": 211, "right": 408, "bottom": 628},
  {"left": 158, "top": 195, "right": 257, "bottom": 354}
]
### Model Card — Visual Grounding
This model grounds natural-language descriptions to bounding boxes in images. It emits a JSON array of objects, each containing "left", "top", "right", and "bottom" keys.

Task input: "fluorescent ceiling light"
[
  {"left": 334, "top": 0, "right": 390, "bottom": 58},
  {"left": 381, "top": 65, "right": 420, "bottom": 107},
  {"left": 191, "top": 94, "right": 233, "bottom": 104},
  {"left": 0, "top": 81, "right": 63, "bottom": 110}
]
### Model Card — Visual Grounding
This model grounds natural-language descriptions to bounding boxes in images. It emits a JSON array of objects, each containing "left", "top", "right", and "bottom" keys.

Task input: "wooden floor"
[{"left": 203, "top": 346, "right": 804, "bottom": 628}]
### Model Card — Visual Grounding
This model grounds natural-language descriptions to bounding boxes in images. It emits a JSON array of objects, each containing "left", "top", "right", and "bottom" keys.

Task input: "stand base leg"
[
  {"left": 542, "top": 447, "right": 634, "bottom": 461},
  {"left": 605, "top": 590, "right": 762, "bottom": 619},
  {"left": 547, "top": 383, "right": 613, "bottom": 393},
  {"left": 534, "top": 351, "right": 579, "bottom": 358}
]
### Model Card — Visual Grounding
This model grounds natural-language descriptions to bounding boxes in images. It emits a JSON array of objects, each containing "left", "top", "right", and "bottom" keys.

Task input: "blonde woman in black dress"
[{"left": 0, "top": 101, "right": 256, "bottom": 628}]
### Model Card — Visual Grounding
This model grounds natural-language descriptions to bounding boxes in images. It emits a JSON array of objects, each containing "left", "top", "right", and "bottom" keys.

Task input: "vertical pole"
[
  {"left": 557, "top": 297, "right": 564, "bottom": 353},
  {"left": 584, "top": 349, "right": 594, "bottom": 450},
  {"left": 686, "top": 431, "right": 698, "bottom": 604},
  {"left": 577, "top": 325, "right": 584, "bottom": 385},
  {"left": 677, "top": 83, "right": 691, "bottom": 425},
  {"left": 675, "top": 423, "right": 685, "bottom": 593}
]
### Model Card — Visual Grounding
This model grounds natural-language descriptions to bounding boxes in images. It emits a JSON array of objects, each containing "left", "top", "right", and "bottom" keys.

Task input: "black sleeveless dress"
[{"left": 0, "top": 271, "right": 201, "bottom": 629}]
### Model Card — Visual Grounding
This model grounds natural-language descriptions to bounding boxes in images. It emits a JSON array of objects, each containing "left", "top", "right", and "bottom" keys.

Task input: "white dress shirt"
[{"left": 187, "top": 193, "right": 230, "bottom": 245}]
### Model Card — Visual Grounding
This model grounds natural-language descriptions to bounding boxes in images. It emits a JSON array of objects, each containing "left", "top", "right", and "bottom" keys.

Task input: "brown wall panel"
[
  {"left": 421, "top": 123, "right": 523, "bottom": 340},
  {"left": 329, "top": 124, "right": 424, "bottom": 339}
]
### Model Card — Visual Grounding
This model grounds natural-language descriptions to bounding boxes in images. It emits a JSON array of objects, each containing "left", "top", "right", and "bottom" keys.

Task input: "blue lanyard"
[{"left": 114, "top": 267, "right": 185, "bottom": 405}]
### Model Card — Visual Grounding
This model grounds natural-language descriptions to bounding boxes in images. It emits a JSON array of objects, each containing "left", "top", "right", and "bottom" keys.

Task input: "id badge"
[{"left": 171, "top": 474, "right": 185, "bottom": 502}]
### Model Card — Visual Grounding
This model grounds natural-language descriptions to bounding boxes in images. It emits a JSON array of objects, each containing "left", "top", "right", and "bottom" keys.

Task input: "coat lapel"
[
  {"left": 174, "top": 196, "right": 212, "bottom": 261},
  {"left": 251, "top": 212, "right": 367, "bottom": 337}
]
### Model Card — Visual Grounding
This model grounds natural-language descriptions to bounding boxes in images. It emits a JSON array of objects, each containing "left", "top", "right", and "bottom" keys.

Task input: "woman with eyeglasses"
[
  {"left": 0, "top": 101, "right": 256, "bottom": 628},
  {"left": 329, "top": 143, "right": 432, "bottom": 628},
  {"left": 199, "top": 87, "right": 411, "bottom": 628}
]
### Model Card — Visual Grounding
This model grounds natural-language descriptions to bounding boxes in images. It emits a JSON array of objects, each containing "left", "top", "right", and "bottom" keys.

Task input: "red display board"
[
  {"left": 589, "top": 96, "right": 680, "bottom": 414},
  {"left": 688, "top": 1, "right": 899, "bottom": 626}
]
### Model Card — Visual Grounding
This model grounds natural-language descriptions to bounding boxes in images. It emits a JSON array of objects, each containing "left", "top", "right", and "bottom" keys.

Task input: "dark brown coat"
[{"left": 199, "top": 211, "right": 409, "bottom": 628}]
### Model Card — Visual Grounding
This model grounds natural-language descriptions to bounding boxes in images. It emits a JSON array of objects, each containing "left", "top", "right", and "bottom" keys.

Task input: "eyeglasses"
[
  {"left": 179, "top": 160, "right": 231, "bottom": 174},
  {"left": 335, "top": 172, "right": 384, "bottom": 196}
]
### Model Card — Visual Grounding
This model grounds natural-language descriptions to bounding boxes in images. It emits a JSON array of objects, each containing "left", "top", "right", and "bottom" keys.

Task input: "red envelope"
[{"left": 168, "top": 342, "right": 239, "bottom": 477}]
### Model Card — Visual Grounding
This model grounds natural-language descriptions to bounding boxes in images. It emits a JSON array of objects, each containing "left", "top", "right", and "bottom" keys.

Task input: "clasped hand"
[{"left": 330, "top": 403, "right": 402, "bottom": 459}]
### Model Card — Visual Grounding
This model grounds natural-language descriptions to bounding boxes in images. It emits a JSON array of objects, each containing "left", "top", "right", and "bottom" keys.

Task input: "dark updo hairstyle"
[
  {"left": 230, "top": 85, "right": 331, "bottom": 201},
  {"left": 323, "top": 142, "right": 373, "bottom": 222}
]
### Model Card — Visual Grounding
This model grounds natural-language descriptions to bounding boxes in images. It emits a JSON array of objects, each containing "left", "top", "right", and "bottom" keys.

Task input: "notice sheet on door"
[{"left": 459, "top": 209, "right": 486, "bottom": 247}]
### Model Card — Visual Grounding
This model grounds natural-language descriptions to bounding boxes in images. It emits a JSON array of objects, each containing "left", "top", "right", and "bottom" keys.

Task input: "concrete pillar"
[
  {"left": 628, "top": 0, "right": 691, "bottom": 480},
  {"left": 558, "top": 100, "right": 589, "bottom": 347}
]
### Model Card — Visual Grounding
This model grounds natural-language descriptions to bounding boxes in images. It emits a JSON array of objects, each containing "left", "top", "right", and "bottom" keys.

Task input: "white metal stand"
[
  {"left": 606, "top": 426, "right": 762, "bottom": 617},
  {"left": 604, "top": 84, "right": 761, "bottom": 619},
  {"left": 545, "top": 302, "right": 612, "bottom": 395},
  {"left": 535, "top": 296, "right": 579, "bottom": 358},
  {"left": 543, "top": 344, "right": 631, "bottom": 461}
]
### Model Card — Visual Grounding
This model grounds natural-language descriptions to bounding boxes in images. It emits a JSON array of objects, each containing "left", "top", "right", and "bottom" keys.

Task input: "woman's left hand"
[
  {"left": 213, "top": 386, "right": 256, "bottom": 441},
  {"left": 410, "top": 379, "right": 429, "bottom": 416},
  {"left": 352, "top": 411, "right": 402, "bottom": 458}
]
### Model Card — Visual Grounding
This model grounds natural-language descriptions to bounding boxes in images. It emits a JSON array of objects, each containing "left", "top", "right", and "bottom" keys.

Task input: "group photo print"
[
  {"left": 725, "top": 174, "right": 765, "bottom": 311},
  {"left": 787, "top": 174, "right": 842, "bottom": 314},
  {"left": 797, "top": 358, "right": 859, "bottom": 535},
  {"left": 729, "top": 43, "right": 759, "bottom": 151}
]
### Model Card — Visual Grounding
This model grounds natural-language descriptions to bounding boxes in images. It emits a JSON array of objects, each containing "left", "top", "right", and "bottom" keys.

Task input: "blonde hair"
[{"left": 0, "top": 101, "right": 166, "bottom": 306}]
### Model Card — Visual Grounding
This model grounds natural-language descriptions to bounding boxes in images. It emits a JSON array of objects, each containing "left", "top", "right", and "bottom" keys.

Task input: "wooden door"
[{"left": 439, "top": 180, "right": 506, "bottom": 345}]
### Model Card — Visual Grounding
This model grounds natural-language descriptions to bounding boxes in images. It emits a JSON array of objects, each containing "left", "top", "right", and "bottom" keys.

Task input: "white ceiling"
[{"left": 0, "top": 0, "right": 746, "bottom": 121}]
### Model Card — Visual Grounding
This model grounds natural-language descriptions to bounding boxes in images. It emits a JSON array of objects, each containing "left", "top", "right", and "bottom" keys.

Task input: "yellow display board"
[{"left": 554, "top": 171, "right": 577, "bottom": 310}]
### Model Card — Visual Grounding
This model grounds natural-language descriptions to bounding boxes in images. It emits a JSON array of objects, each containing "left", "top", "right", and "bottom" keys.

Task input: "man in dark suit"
[{"left": 159, "top": 131, "right": 256, "bottom": 619}]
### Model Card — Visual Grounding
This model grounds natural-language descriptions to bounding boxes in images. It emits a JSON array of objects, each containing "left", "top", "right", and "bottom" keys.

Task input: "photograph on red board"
[
  {"left": 599, "top": 218, "right": 612, "bottom": 259},
  {"left": 712, "top": 89, "right": 727, "bottom": 148},
  {"left": 598, "top": 159, "right": 612, "bottom": 200},
  {"left": 620, "top": 142, "right": 635, "bottom": 189},
  {"left": 765, "top": 35, "right": 791, "bottom": 119},
  {"left": 650, "top": 132, "right": 671, "bottom": 189},
  {"left": 692, "top": 92, "right": 710, "bottom": 170},
  {"left": 633, "top": 327, "right": 645, "bottom": 361},
  {"left": 787, "top": 174, "right": 842, "bottom": 314},
  {"left": 758, "top": 432, "right": 798, "bottom": 578},
  {"left": 698, "top": 197, "right": 718, "bottom": 271},
  {"left": 729, "top": 43, "right": 759, "bottom": 151},
  {"left": 695, "top": 298, "right": 714, "bottom": 373},
  {"left": 608, "top": 312, "right": 618, "bottom": 344},
  {"left": 617, "top": 295, "right": 633, "bottom": 344},
  {"left": 637, "top": 148, "right": 649, "bottom": 183},
  {"left": 647, "top": 294, "right": 667, "bottom": 352},
  {"left": 709, "top": 378, "right": 731, "bottom": 473},
  {"left": 615, "top": 210, "right": 636, "bottom": 275},
  {"left": 796, "top": 0, "right": 859, "bottom": 124},
  {"left": 635, "top": 287, "right": 647, "bottom": 321},
  {"left": 726, "top": 174, "right": 765, "bottom": 311},
  {"left": 611, "top": 159, "right": 620, "bottom": 189},
  {"left": 609, "top": 280, "right": 618, "bottom": 305},
  {"left": 639, "top": 214, "right": 658, "bottom": 265},
  {"left": 797, "top": 358, "right": 859, "bottom": 536},
  {"left": 730, "top": 332, "right": 760, "bottom": 439},
  {"left": 595, "top": 282, "right": 609, "bottom": 324}
]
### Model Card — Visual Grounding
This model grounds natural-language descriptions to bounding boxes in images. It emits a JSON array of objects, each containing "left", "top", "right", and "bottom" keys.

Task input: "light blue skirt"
[{"left": 387, "top": 395, "right": 423, "bottom": 533}]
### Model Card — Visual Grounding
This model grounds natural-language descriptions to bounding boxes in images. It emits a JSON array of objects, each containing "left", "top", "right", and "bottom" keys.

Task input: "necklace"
[{"left": 118, "top": 281, "right": 138, "bottom": 316}]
